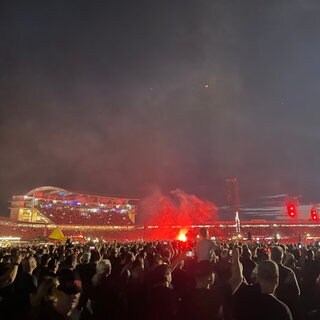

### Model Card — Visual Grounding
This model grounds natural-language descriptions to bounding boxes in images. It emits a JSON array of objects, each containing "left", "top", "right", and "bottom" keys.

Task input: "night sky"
[{"left": 1, "top": 1, "right": 320, "bottom": 218}]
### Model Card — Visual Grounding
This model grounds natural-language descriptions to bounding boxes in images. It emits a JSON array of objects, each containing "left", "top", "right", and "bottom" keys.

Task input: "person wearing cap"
[
  {"left": 145, "top": 264, "right": 179, "bottom": 320},
  {"left": 54, "top": 269, "right": 82, "bottom": 319},
  {"left": 180, "top": 247, "right": 243, "bottom": 320},
  {"left": 29, "top": 277, "right": 59, "bottom": 320}
]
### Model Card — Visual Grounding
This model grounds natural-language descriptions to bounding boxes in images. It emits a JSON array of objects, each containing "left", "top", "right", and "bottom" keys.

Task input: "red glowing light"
[
  {"left": 286, "top": 203, "right": 297, "bottom": 218},
  {"left": 311, "top": 209, "right": 318, "bottom": 221}
]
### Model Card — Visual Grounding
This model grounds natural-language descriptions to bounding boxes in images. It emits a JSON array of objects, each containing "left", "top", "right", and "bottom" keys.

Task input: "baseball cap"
[{"left": 58, "top": 269, "right": 82, "bottom": 295}]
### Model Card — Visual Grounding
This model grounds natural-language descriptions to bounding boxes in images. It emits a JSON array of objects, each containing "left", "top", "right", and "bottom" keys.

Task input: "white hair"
[{"left": 96, "top": 259, "right": 111, "bottom": 274}]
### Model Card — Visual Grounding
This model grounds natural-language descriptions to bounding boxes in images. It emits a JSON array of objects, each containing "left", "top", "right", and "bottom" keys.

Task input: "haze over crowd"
[{"left": 1, "top": 1, "right": 320, "bottom": 217}]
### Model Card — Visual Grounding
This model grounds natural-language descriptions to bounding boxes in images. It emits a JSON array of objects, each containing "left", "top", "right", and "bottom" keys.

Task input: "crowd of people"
[
  {"left": 0, "top": 227, "right": 320, "bottom": 320},
  {"left": 41, "top": 207, "right": 134, "bottom": 226}
]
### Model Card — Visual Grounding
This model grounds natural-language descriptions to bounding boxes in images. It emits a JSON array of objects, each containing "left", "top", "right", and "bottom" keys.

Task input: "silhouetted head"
[
  {"left": 257, "top": 260, "right": 279, "bottom": 294},
  {"left": 199, "top": 227, "right": 209, "bottom": 239},
  {"left": 271, "top": 246, "right": 284, "bottom": 264}
]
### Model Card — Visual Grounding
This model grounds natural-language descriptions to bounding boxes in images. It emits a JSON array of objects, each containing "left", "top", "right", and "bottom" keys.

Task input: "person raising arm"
[{"left": 0, "top": 254, "right": 22, "bottom": 288}]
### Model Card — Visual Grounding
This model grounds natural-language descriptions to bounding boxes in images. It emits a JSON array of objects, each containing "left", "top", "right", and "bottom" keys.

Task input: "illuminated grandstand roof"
[
  {"left": 26, "top": 186, "right": 68, "bottom": 197},
  {"left": 24, "top": 186, "right": 139, "bottom": 202}
]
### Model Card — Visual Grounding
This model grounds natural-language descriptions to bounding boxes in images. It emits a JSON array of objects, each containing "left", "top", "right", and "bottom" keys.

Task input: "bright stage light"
[{"left": 177, "top": 229, "right": 188, "bottom": 242}]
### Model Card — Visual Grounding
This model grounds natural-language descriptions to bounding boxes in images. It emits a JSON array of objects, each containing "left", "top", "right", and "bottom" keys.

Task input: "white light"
[{"left": 0, "top": 237, "right": 21, "bottom": 241}]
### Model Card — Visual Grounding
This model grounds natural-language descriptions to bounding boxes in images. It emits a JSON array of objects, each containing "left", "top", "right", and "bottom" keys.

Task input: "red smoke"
[{"left": 140, "top": 188, "right": 218, "bottom": 227}]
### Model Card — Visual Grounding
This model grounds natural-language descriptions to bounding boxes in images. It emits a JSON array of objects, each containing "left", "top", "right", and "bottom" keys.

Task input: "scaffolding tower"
[{"left": 226, "top": 178, "right": 241, "bottom": 233}]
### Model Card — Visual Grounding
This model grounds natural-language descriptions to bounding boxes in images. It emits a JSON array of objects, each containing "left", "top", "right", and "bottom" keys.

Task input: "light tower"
[
  {"left": 310, "top": 205, "right": 319, "bottom": 221},
  {"left": 285, "top": 195, "right": 301, "bottom": 243},
  {"left": 226, "top": 178, "right": 241, "bottom": 233},
  {"left": 285, "top": 196, "right": 300, "bottom": 218}
]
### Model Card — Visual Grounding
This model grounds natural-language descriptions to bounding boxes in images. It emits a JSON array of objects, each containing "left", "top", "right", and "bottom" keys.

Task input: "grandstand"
[{"left": 9, "top": 186, "right": 139, "bottom": 226}]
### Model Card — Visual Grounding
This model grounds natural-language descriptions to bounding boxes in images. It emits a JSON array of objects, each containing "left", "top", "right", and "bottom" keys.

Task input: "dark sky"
[{"left": 1, "top": 0, "right": 320, "bottom": 217}]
